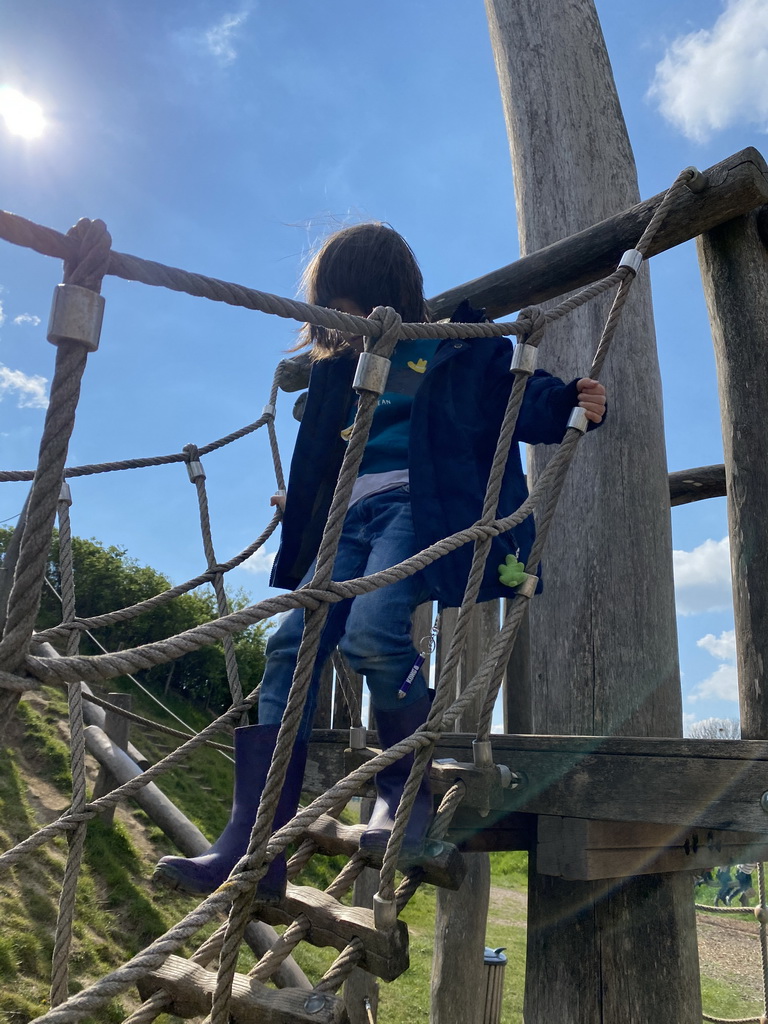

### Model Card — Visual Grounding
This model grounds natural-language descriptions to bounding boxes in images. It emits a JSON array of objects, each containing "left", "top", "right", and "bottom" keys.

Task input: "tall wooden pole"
[
  {"left": 484, "top": 2, "right": 700, "bottom": 1021},
  {"left": 697, "top": 207, "right": 768, "bottom": 741}
]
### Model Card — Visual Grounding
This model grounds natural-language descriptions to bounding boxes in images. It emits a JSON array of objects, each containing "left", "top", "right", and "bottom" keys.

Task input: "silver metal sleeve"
[
  {"left": 510, "top": 342, "right": 538, "bottom": 375},
  {"left": 349, "top": 725, "right": 367, "bottom": 750},
  {"left": 567, "top": 407, "right": 589, "bottom": 434},
  {"left": 516, "top": 574, "right": 539, "bottom": 599},
  {"left": 47, "top": 284, "right": 105, "bottom": 352},
  {"left": 373, "top": 893, "right": 398, "bottom": 931},
  {"left": 618, "top": 249, "right": 643, "bottom": 275},
  {"left": 473, "top": 739, "right": 494, "bottom": 768},
  {"left": 353, "top": 353, "right": 391, "bottom": 395},
  {"left": 58, "top": 481, "right": 73, "bottom": 506},
  {"left": 186, "top": 460, "right": 205, "bottom": 482}
]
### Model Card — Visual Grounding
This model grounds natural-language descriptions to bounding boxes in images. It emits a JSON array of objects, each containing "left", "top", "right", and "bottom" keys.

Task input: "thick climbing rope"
[{"left": 0, "top": 165, "right": 745, "bottom": 1022}]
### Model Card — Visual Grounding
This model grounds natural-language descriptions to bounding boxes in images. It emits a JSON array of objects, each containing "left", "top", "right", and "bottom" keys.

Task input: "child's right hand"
[{"left": 270, "top": 492, "right": 286, "bottom": 512}]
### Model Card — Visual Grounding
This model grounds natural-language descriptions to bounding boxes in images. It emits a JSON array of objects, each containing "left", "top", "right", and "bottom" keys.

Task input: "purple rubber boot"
[
  {"left": 153, "top": 723, "right": 308, "bottom": 901},
  {"left": 359, "top": 693, "right": 433, "bottom": 861}
]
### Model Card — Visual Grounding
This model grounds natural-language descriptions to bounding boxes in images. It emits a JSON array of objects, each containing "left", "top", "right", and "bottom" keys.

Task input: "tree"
[
  {"left": 0, "top": 526, "right": 268, "bottom": 713},
  {"left": 688, "top": 717, "right": 740, "bottom": 740}
]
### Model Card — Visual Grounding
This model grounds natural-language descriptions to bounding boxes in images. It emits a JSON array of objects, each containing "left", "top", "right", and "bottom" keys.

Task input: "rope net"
[{"left": 0, "top": 167, "right": 752, "bottom": 1023}]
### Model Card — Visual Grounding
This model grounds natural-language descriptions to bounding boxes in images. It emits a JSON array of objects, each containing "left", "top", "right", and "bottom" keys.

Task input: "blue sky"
[{"left": 1, "top": 0, "right": 765, "bottom": 732}]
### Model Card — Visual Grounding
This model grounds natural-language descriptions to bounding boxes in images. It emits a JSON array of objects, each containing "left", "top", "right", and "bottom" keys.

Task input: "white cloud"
[
  {"left": 673, "top": 537, "right": 732, "bottom": 615},
  {"left": 205, "top": 10, "right": 250, "bottom": 65},
  {"left": 13, "top": 313, "right": 41, "bottom": 327},
  {"left": 689, "top": 629, "right": 739, "bottom": 703},
  {"left": 688, "top": 662, "right": 739, "bottom": 702},
  {"left": 240, "top": 548, "right": 276, "bottom": 575},
  {"left": 698, "top": 629, "right": 736, "bottom": 662},
  {"left": 649, "top": 0, "right": 768, "bottom": 141},
  {"left": 0, "top": 364, "right": 49, "bottom": 409},
  {"left": 0, "top": 299, "right": 5, "bottom": 326}
]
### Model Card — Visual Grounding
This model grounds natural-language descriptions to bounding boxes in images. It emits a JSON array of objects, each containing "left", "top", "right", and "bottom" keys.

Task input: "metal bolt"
[
  {"left": 760, "top": 791, "right": 768, "bottom": 813},
  {"left": 304, "top": 993, "right": 327, "bottom": 1014}
]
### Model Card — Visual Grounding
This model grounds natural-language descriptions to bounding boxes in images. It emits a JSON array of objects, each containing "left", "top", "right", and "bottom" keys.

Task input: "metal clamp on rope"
[
  {"left": 373, "top": 893, "right": 397, "bottom": 931},
  {"left": 510, "top": 341, "right": 538, "bottom": 376},
  {"left": 58, "top": 481, "right": 72, "bottom": 506},
  {"left": 683, "top": 165, "right": 708, "bottom": 194},
  {"left": 516, "top": 573, "right": 538, "bottom": 600},
  {"left": 567, "top": 407, "right": 589, "bottom": 434},
  {"left": 473, "top": 739, "right": 494, "bottom": 768},
  {"left": 353, "top": 352, "right": 391, "bottom": 395},
  {"left": 186, "top": 459, "right": 205, "bottom": 482},
  {"left": 618, "top": 249, "right": 643, "bottom": 276},
  {"left": 349, "top": 725, "right": 367, "bottom": 750},
  {"left": 262, "top": 403, "right": 276, "bottom": 419},
  {"left": 47, "top": 284, "right": 105, "bottom": 352}
]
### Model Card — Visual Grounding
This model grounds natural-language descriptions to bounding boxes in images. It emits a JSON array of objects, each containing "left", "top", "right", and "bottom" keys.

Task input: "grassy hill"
[{"left": 0, "top": 682, "right": 763, "bottom": 1023}]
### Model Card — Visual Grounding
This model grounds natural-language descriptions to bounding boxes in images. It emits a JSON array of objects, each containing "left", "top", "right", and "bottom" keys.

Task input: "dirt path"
[{"left": 697, "top": 909, "right": 765, "bottom": 1006}]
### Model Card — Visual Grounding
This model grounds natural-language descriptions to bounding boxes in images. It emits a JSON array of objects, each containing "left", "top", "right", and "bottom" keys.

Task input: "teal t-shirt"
[{"left": 342, "top": 338, "right": 440, "bottom": 475}]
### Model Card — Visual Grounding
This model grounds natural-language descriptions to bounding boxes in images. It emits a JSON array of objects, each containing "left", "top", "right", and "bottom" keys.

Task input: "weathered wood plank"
[
  {"left": 430, "top": 147, "right": 768, "bottom": 322},
  {"left": 258, "top": 884, "right": 409, "bottom": 982},
  {"left": 537, "top": 816, "right": 768, "bottom": 880},
  {"left": 698, "top": 208, "right": 768, "bottom": 740},
  {"left": 137, "top": 956, "right": 348, "bottom": 1023}
]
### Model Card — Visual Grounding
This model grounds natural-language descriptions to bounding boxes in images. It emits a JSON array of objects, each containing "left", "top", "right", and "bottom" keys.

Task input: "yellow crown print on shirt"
[{"left": 407, "top": 358, "right": 428, "bottom": 374}]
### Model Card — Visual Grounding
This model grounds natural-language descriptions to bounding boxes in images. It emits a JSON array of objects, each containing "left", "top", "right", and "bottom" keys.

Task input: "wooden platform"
[{"left": 307, "top": 730, "right": 768, "bottom": 879}]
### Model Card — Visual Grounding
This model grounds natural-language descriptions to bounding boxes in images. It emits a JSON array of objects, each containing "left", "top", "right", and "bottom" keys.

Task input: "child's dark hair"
[{"left": 298, "top": 222, "right": 430, "bottom": 359}]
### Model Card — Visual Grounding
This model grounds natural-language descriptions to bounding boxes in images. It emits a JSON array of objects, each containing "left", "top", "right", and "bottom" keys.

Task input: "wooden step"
[
  {"left": 137, "top": 955, "right": 348, "bottom": 1022},
  {"left": 258, "top": 883, "right": 409, "bottom": 982},
  {"left": 302, "top": 814, "right": 466, "bottom": 891}
]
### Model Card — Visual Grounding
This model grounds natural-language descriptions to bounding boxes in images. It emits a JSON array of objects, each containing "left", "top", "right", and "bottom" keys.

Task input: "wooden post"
[
  {"left": 344, "top": 797, "right": 380, "bottom": 1024},
  {"left": 92, "top": 692, "right": 132, "bottom": 825},
  {"left": 504, "top": 605, "right": 531, "bottom": 733},
  {"left": 431, "top": 607, "right": 494, "bottom": 1024},
  {"left": 697, "top": 206, "right": 768, "bottom": 740},
  {"left": 484, "top": 1, "right": 700, "bottom": 1021}
]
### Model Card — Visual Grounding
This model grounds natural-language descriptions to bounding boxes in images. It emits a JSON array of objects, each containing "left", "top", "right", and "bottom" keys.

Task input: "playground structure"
[{"left": 0, "top": 141, "right": 766, "bottom": 1024}]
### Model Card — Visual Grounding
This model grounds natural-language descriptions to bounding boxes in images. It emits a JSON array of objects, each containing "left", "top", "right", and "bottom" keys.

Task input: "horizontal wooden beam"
[
  {"left": 669, "top": 464, "right": 726, "bottom": 506},
  {"left": 137, "top": 956, "right": 347, "bottom": 1023},
  {"left": 429, "top": 147, "right": 768, "bottom": 320},
  {"left": 536, "top": 817, "right": 768, "bottom": 880},
  {"left": 310, "top": 732, "right": 768, "bottom": 837}
]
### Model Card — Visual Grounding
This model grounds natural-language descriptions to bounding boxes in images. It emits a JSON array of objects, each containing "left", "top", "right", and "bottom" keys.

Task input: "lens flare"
[{"left": 0, "top": 86, "right": 45, "bottom": 138}]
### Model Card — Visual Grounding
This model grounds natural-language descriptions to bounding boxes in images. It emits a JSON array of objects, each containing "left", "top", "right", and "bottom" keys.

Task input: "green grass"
[{"left": 1, "top": 685, "right": 764, "bottom": 1023}]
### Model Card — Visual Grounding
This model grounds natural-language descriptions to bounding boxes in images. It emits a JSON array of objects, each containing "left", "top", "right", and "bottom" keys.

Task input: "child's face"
[
  {"left": 329, "top": 297, "right": 366, "bottom": 317},
  {"left": 329, "top": 297, "right": 366, "bottom": 351}
]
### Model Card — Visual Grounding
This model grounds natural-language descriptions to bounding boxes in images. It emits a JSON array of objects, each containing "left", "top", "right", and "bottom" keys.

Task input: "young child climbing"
[{"left": 154, "top": 222, "right": 606, "bottom": 900}]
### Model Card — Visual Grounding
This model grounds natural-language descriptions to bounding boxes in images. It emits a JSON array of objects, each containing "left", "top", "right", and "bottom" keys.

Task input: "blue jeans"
[{"left": 258, "top": 488, "right": 430, "bottom": 741}]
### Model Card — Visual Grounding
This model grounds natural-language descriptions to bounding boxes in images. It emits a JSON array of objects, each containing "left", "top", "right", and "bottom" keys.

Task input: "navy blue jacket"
[{"left": 271, "top": 332, "right": 589, "bottom": 607}]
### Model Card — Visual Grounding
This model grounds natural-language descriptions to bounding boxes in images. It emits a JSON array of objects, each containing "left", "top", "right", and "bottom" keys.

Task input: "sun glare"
[{"left": 0, "top": 86, "right": 45, "bottom": 139}]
